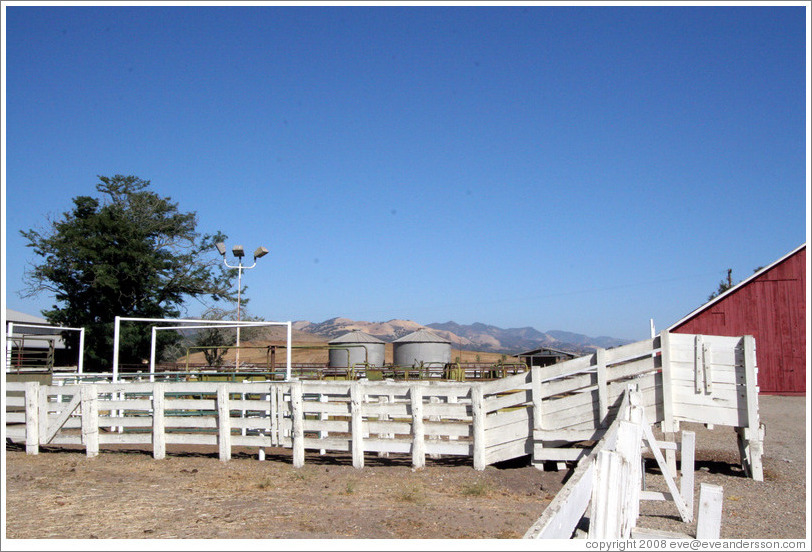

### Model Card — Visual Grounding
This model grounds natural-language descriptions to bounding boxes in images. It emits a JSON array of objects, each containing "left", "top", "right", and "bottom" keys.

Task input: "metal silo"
[
  {"left": 392, "top": 329, "right": 451, "bottom": 367},
  {"left": 328, "top": 330, "right": 386, "bottom": 368}
]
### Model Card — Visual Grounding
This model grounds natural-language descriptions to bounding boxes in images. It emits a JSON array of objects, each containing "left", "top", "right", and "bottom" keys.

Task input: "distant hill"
[{"left": 292, "top": 317, "right": 631, "bottom": 355}]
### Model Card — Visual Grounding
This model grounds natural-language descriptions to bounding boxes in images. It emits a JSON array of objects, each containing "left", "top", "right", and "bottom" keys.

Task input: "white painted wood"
[
  {"left": 5, "top": 412, "right": 26, "bottom": 424},
  {"left": 589, "top": 449, "right": 624, "bottom": 539},
  {"left": 485, "top": 437, "right": 532, "bottom": 464},
  {"left": 81, "top": 385, "right": 99, "bottom": 457},
  {"left": 165, "top": 433, "right": 218, "bottom": 446},
  {"left": 350, "top": 383, "right": 364, "bottom": 469},
  {"left": 742, "top": 335, "right": 763, "bottom": 482},
  {"left": 483, "top": 417, "right": 531, "bottom": 443},
  {"left": 152, "top": 383, "right": 166, "bottom": 459},
  {"left": 471, "top": 385, "right": 486, "bottom": 470},
  {"left": 695, "top": 483, "right": 724, "bottom": 539},
  {"left": 534, "top": 428, "right": 606, "bottom": 442},
  {"left": 410, "top": 384, "right": 425, "bottom": 469},
  {"left": 531, "top": 366, "right": 543, "bottom": 431},
  {"left": 702, "top": 342, "right": 713, "bottom": 393},
  {"left": 595, "top": 348, "right": 608, "bottom": 426},
  {"left": 532, "top": 446, "right": 589, "bottom": 462},
  {"left": 694, "top": 335, "right": 704, "bottom": 394},
  {"left": 37, "top": 386, "right": 49, "bottom": 445},
  {"left": 640, "top": 412, "right": 692, "bottom": 522},
  {"left": 5, "top": 396, "right": 26, "bottom": 408},
  {"left": 524, "top": 458, "right": 595, "bottom": 538},
  {"left": 680, "top": 430, "right": 695, "bottom": 516},
  {"left": 24, "top": 382, "right": 39, "bottom": 455},
  {"left": 318, "top": 393, "right": 328, "bottom": 455},
  {"left": 485, "top": 406, "right": 530, "bottom": 430},
  {"left": 660, "top": 331, "right": 675, "bottom": 432},
  {"left": 291, "top": 381, "right": 305, "bottom": 468},
  {"left": 99, "top": 433, "right": 153, "bottom": 445},
  {"left": 641, "top": 491, "right": 673, "bottom": 501},
  {"left": 43, "top": 394, "right": 82, "bottom": 444},
  {"left": 217, "top": 384, "right": 231, "bottom": 462}
]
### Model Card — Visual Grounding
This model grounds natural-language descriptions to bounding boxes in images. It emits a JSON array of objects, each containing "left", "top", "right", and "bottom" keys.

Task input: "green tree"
[
  {"left": 20, "top": 175, "right": 238, "bottom": 370},
  {"left": 191, "top": 307, "right": 266, "bottom": 368}
]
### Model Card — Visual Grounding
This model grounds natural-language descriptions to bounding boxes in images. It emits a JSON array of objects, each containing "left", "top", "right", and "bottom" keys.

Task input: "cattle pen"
[{"left": 5, "top": 330, "right": 765, "bottom": 539}]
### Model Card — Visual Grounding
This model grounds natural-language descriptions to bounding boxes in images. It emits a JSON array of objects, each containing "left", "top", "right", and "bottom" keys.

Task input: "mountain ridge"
[{"left": 292, "top": 317, "right": 632, "bottom": 355}]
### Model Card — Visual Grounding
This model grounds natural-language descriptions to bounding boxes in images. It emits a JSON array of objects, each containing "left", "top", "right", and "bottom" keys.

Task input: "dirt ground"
[{"left": 3, "top": 395, "right": 807, "bottom": 542}]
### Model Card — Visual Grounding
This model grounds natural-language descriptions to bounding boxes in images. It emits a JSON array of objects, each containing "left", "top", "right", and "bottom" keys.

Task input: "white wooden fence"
[
  {"left": 5, "top": 332, "right": 762, "bottom": 480},
  {"left": 530, "top": 332, "right": 763, "bottom": 481},
  {"left": 524, "top": 386, "right": 724, "bottom": 540},
  {"left": 4, "top": 376, "right": 533, "bottom": 470}
]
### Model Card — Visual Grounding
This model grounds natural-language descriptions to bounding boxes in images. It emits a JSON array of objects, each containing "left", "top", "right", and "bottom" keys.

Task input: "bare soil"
[{"left": 4, "top": 395, "right": 807, "bottom": 541}]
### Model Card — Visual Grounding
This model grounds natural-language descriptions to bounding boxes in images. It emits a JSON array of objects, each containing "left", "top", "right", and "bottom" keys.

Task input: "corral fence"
[{"left": 4, "top": 332, "right": 762, "bottom": 481}]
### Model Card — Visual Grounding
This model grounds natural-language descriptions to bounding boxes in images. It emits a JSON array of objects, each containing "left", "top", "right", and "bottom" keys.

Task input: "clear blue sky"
[{"left": 2, "top": 3, "right": 809, "bottom": 341}]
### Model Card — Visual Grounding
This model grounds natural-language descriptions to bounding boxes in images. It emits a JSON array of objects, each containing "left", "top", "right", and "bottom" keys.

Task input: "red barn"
[{"left": 668, "top": 243, "right": 807, "bottom": 395}]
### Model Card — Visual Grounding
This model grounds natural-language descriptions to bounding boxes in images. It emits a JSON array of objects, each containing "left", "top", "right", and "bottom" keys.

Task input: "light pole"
[{"left": 215, "top": 242, "right": 268, "bottom": 371}]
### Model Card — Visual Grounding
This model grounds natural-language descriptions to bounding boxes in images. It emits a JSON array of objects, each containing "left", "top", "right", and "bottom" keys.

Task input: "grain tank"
[
  {"left": 328, "top": 330, "right": 386, "bottom": 368},
  {"left": 392, "top": 329, "right": 451, "bottom": 367}
]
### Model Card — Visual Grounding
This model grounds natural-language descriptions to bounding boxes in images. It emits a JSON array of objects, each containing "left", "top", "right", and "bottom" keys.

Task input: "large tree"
[{"left": 20, "top": 175, "right": 237, "bottom": 370}]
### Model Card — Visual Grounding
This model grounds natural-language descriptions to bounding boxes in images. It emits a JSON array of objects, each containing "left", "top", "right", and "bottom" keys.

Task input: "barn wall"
[{"left": 672, "top": 247, "right": 806, "bottom": 394}]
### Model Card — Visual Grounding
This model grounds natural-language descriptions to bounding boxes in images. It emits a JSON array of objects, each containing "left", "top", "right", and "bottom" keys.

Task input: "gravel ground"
[{"left": 3, "top": 394, "right": 807, "bottom": 543}]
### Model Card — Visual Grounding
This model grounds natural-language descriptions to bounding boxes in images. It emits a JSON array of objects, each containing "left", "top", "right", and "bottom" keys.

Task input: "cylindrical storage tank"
[
  {"left": 392, "top": 329, "right": 452, "bottom": 367},
  {"left": 328, "top": 330, "right": 386, "bottom": 368}
]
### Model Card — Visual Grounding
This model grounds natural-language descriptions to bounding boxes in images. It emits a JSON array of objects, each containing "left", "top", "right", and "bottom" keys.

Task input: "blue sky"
[{"left": 2, "top": 3, "right": 809, "bottom": 341}]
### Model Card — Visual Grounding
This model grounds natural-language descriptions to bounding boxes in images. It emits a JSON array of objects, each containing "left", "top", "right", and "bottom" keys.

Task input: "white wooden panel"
[
  {"left": 5, "top": 412, "right": 26, "bottom": 423},
  {"left": 100, "top": 400, "right": 154, "bottom": 411},
  {"left": 6, "top": 427, "right": 26, "bottom": 439},
  {"left": 165, "top": 433, "right": 218, "bottom": 445},
  {"left": 163, "top": 399, "right": 216, "bottom": 411},
  {"left": 532, "top": 446, "right": 589, "bottom": 461},
  {"left": 231, "top": 435, "right": 273, "bottom": 447},
  {"left": 485, "top": 389, "right": 533, "bottom": 413},
  {"left": 486, "top": 437, "right": 532, "bottom": 464},
  {"left": 4, "top": 382, "right": 27, "bottom": 392},
  {"left": 423, "top": 421, "right": 471, "bottom": 438},
  {"left": 603, "top": 337, "right": 659, "bottom": 365},
  {"left": 524, "top": 460, "right": 594, "bottom": 538},
  {"left": 484, "top": 418, "right": 531, "bottom": 444},
  {"left": 5, "top": 396, "right": 26, "bottom": 408},
  {"left": 48, "top": 435, "right": 85, "bottom": 445},
  {"left": 162, "top": 416, "right": 218, "bottom": 428},
  {"left": 485, "top": 406, "right": 530, "bottom": 431},
  {"left": 480, "top": 371, "right": 530, "bottom": 394},
  {"left": 302, "top": 419, "right": 352, "bottom": 433},
  {"left": 98, "top": 433, "right": 153, "bottom": 444}
]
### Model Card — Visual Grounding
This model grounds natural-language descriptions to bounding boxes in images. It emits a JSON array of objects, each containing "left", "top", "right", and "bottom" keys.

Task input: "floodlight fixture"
[
  {"left": 254, "top": 246, "right": 269, "bottom": 259},
  {"left": 215, "top": 242, "right": 227, "bottom": 256},
  {"left": 232, "top": 245, "right": 245, "bottom": 258}
]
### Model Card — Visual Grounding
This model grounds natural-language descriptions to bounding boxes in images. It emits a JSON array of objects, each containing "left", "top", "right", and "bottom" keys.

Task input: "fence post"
[
  {"left": 696, "top": 483, "right": 724, "bottom": 539},
  {"left": 588, "top": 449, "right": 625, "bottom": 539},
  {"left": 350, "top": 382, "right": 364, "bottom": 469},
  {"left": 531, "top": 366, "right": 543, "bottom": 431},
  {"left": 741, "top": 335, "right": 763, "bottom": 481},
  {"left": 81, "top": 384, "right": 99, "bottom": 458},
  {"left": 291, "top": 381, "right": 305, "bottom": 468},
  {"left": 596, "top": 348, "right": 608, "bottom": 425},
  {"left": 217, "top": 384, "right": 231, "bottom": 462},
  {"left": 24, "top": 381, "right": 39, "bottom": 455},
  {"left": 410, "top": 384, "right": 425, "bottom": 469},
  {"left": 680, "top": 430, "right": 696, "bottom": 516},
  {"left": 471, "top": 384, "right": 486, "bottom": 471},
  {"left": 38, "top": 384, "right": 49, "bottom": 446},
  {"left": 152, "top": 383, "right": 166, "bottom": 460},
  {"left": 659, "top": 331, "right": 678, "bottom": 478}
]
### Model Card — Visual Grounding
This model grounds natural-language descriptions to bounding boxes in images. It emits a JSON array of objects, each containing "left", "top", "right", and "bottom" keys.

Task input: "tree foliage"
[{"left": 20, "top": 175, "right": 238, "bottom": 370}]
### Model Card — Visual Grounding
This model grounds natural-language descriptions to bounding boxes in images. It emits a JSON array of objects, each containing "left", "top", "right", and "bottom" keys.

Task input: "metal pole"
[
  {"left": 236, "top": 260, "right": 243, "bottom": 371},
  {"left": 78, "top": 328, "right": 85, "bottom": 374},
  {"left": 113, "top": 316, "right": 121, "bottom": 382}
]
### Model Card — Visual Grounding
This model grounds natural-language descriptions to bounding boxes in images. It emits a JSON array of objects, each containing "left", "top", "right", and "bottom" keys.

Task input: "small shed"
[
  {"left": 668, "top": 243, "right": 806, "bottom": 395},
  {"left": 517, "top": 346, "right": 578, "bottom": 368}
]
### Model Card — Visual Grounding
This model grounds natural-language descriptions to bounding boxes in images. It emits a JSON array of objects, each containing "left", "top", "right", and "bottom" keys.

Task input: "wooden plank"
[
  {"left": 24, "top": 382, "right": 39, "bottom": 455},
  {"left": 660, "top": 331, "right": 675, "bottom": 433},
  {"left": 602, "top": 337, "right": 657, "bottom": 366},
  {"left": 411, "top": 384, "right": 425, "bottom": 469},
  {"left": 694, "top": 335, "right": 704, "bottom": 394},
  {"left": 480, "top": 371, "right": 530, "bottom": 395},
  {"left": 350, "top": 383, "right": 364, "bottom": 468},
  {"left": 423, "top": 421, "right": 471, "bottom": 438},
  {"left": 153, "top": 383, "right": 165, "bottom": 460},
  {"left": 291, "top": 381, "right": 305, "bottom": 468},
  {"left": 534, "top": 428, "right": 606, "bottom": 442},
  {"left": 596, "top": 348, "right": 608, "bottom": 425},
  {"left": 589, "top": 450, "right": 624, "bottom": 539},
  {"left": 5, "top": 412, "right": 27, "bottom": 424},
  {"left": 165, "top": 433, "right": 218, "bottom": 446},
  {"left": 471, "top": 385, "right": 486, "bottom": 470},
  {"left": 524, "top": 459, "right": 594, "bottom": 538},
  {"left": 98, "top": 433, "right": 153, "bottom": 445},
  {"left": 98, "top": 400, "right": 155, "bottom": 411},
  {"left": 672, "top": 403, "right": 747, "bottom": 427},
  {"left": 641, "top": 413, "right": 692, "bottom": 523},
  {"left": 303, "top": 419, "right": 353, "bottom": 433},
  {"left": 5, "top": 396, "right": 26, "bottom": 407},
  {"left": 741, "top": 335, "right": 763, "bottom": 482},
  {"left": 81, "top": 385, "right": 99, "bottom": 457},
  {"left": 681, "top": 430, "right": 695, "bottom": 515},
  {"left": 485, "top": 437, "right": 532, "bottom": 464},
  {"left": 696, "top": 483, "right": 724, "bottom": 539},
  {"left": 537, "top": 354, "right": 595, "bottom": 383},
  {"left": 484, "top": 417, "right": 531, "bottom": 444},
  {"left": 162, "top": 399, "right": 216, "bottom": 411},
  {"left": 485, "top": 406, "right": 529, "bottom": 431},
  {"left": 532, "top": 446, "right": 589, "bottom": 462},
  {"left": 4, "top": 382, "right": 28, "bottom": 392},
  {"left": 6, "top": 427, "right": 27, "bottom": 439},
  {"left": 217, "top": 385, "right": 231, "bottom": 462},
  {"left": 484, "top": 389, "right": 533, "bottom": 413},
  {"left": 702, "top": 342, "right": 713, "bottom": 393},
  {"left": 531, "top": 366, "right": 543, "bottom": 431}
]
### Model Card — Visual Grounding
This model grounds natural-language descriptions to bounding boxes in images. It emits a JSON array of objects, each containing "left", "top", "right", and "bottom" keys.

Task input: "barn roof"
[
  {"left": 667, "top": 243, "right": 806, "bottom": 331},
  {"left": 516, "top": 346, "right": 578, "bottom": 358}
]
